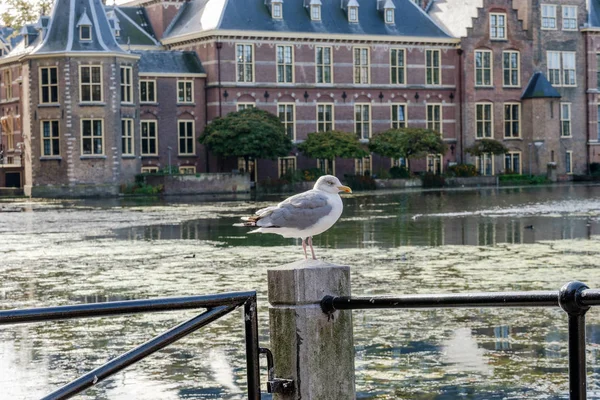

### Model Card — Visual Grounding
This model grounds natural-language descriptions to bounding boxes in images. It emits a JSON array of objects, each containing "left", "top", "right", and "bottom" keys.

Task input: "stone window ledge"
[
  {"left": 40, "top": 156, "right": 62, "bottom": 161},
  {"left": 38, "top": 103, "right": 61, "bottom": 108},
  {"left": 80, "top": 155, "right": 107, "bottom": 160}
]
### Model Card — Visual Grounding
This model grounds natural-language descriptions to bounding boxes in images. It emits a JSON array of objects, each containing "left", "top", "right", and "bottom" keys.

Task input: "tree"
[
  {"left": 297, "top": 130, "right": 369, "bottom": 168},
  {"left": 1, "top": 0, "right": 54, "bottom": 31},
  {"left": 465, "top": 139, "right": 508, "bottom": 156},
  {"left": 368, "top": 128, "right": 446, "bottom": 171},
  {"left": 199, "top": 108, "right": 292, "bottom": 172}
]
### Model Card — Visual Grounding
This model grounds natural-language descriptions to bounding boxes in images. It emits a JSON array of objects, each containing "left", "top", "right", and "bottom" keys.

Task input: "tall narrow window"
[
  {"left": 504, "top": 103, "right": 520, "bottom": 138},
  {"left": 272, "top": 1, "right": 282, "bottom": 18},
  {"left": 40, "top": 67, "right": 58, "bottom": 103},
  {"left": 278, "top": 103, "right": 295, "bottom": 140},
  {"left": 141, "top": 120, "right": 158, "bottom": 156},
  {"left": 353, "top": 47, "right": 370, "bottom": 84},
  {"left": 122, "top": 118, "right": 134, "bottom": 156},
  {"left": 390, "top": 48, "right": 405, "bottom": 85},
  {"left": 348, "top": 6, "right": 358, "bottom": 22},
  {"left": 426, "top": 154, "right": 443, "bottom": 174},
  {"left": 475, "top": 50, "right": 492, "bottom": 86},
  {"left": 547, "top": 51, "right": 561, "bottom": 85},
  {"left": 317, "top": 158, "right": 335, "bottom": 175},
  {"left": 315, "top": 46, "right": 332, "bottom": 84},
  {"left": 561, "top": 103, "right": 571, "bottom": 137},
  {"left": 80, "top": 25, "right": 92, "bottom": 40},
  {"left": 426, "top": 49, "right": 440, "bottom": 85},
  {"left": 41, "top": 120, "right": 60, "bottom": 156},
  {"left": 278, "top": 156, "right": 297, "bottom": 178},
  {"left": 355, "top": 156, "right": 371, "bottom": 175},
  {"left": 476, "top": 154, "right": 494, "bottom": 176},
  {"left": 385, "top": 9, "right": 394, "bottom": 24},
  {"left": 542, "top": 4, "right": 557, "bottom": 29},
  {"left": 355, "top": 104, "right": 371, "bottom": 139},
  {"left": 178, "top": 120, "right": 195, "bottom": 155},
  {"left": 3, "top": 69, "right": 12, "bottom": 99},
  {"left": 177, "top": 81, "right": 193, "bottom": 103},
  {"left": 426, "top": 104, "right": 442, "bottom": 135},
  {"left": 120, "top": 66, "right": 133, "bottom": 103},
  {"left": 391, "top": 104, "right": 407, "bottom": 128},
  {"left": 489, "top": 13, "right": 506, "bottom": 39},
  {"left": 503, "top": 51, "right": 520, "bottom": 87},
  {"left": 505, "top": 152, "right": 521, "bottom": 174},
  {"left": 476, "top": 103, "right": 493, "bottom": 138},
  {"left": 317, "top": 104, "right": 334, "bottom": 132},
  {"left": 562, "top": 52, "right": 576, "bottom": 86},
  {"left": 81, "top": 119, "right": 104, "bottom": 155},
  {"left": 140, "top": 80, "right": 156, "bottom": 103},
  {"left": 277, "top": 45, "right": 294, "bottom": 83},
  {"left": 80, "top": 65, "right": 102, "bottom": 102},
  {"left": 311, "top": 4, "right": 321, "bottom": 20},
  {"left": 562, "top": 6, "right": 577, "bottom": 30},
  {"left": 566, "top": 151, "right": 573, "bottom": 174},
  {"left": 236, "top": 44, "right": 254, "bottom": 83}
]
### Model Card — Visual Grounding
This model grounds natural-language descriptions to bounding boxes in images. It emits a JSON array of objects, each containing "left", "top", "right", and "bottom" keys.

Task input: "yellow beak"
[{"left": 337, "top": 185, "right": 352, "bottom": 193}]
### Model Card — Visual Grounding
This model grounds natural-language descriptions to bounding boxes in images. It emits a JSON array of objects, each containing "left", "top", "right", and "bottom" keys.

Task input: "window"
[
  {"left": 476, "top": 103, "right": 493, "bottom": 138},
  {"left": 390, "top": 48, "right": 406, "bottom": 85},
  {"left": 355, "top": 104, "right": 371, "bottom": 139},
  {"left": 562, "top": 6, "right": 577, "bottom": 30},
  {"left": 597, "top": 54, "right": 600, "bottom": 90},
  {"left": 490, "top": 13, "right": 506, "bottom": 39},
  {"left": 41, "top": 120, "right": 60, "bottom": 156},
  {"left": 355, "top": 156, "right": 371, "bottom": 176},
  {"left": 141, "top": 120, "right": 158, "bottom": 156},
  {"left": 3, "top": 69, "right": 12, "bottom": 99},
  {"left": 177, "top": 80, "right": 193, "bottom": 103},
  {"left": 562, "top": 53, "right": 576, "bottom": 86},
  {"left": 348, "top": 6, "right": 358, "bottom": 22},
  {"left": 504, "top": 103, "right": 520, "bottom": 138},
  {"left": 317, "top": 104, "right": 334, "bottom": 132},
  {"left": 317, "top": 158, "right": 335, "bottom": 175},
  {"left": 122, "top": 118, "right": 134, "bottom": 156},
  {"left": 475, "top": 50, "right": 492, "bottom": 86},
  {"left": 80, "top": 25, "right": 92, "bottom": 40},
  {"left": 81, "top": 119, "right": 104, "bottom": 155},
  {"left": 278, "top": 103, "right": 295, "bottom": 140},
  {"left": 80, "top": 65, "right": 102, "bottom": 102},
  {"left": 237, "top": 103, "right": 255, "bottom": 111},
  {"left": 178, "top": 120, "right": 195, "bottom": 155},
  {"left": 426, "top": 104, "right": 442, "bottom": 135},
  {"left": 426, "top": 49, "right": 440, "bottom": 85},
  {"left": 140, "top": 80, "right": 156, "bottom": 103},
  {"left": 426, "top": 154, "right": 443, "bottom": 174},
  {"left": 311, "top": 4, "right": 321, "bottom": 20},
  {"left": 180, "top": 166, "right": 196, "bottom": 174},
  {"left": 316, "top": 46, "right": 332, "bottom": 84},
  {"left": 547, "top": 51, "right": 561, "bottom": 85},
  {"left": 391, "top": 157, "right": 407, "bottom": 168},
  {"left": 385, "top": 8, "right": 394, "bottom": 24},
  {"left": 40, "top": 67, "right": 58, "bottom": 103},
  {"left": 391, "top": 104, "right": 407, "bottom": 128},
  {"left": 542, "top": 4, "right": 557, "bottom": 29},
  {"left": 141, "top": 166, "right": 159, "bottom": 174},
  {"left": 120, "top": 66, "right": 133, "bottom": 103},
  {"left": 353, "top": 47, "right": 370, "bottom": 84},
  {"left": 547, "top": 51, "right": 576, "bottom": 86},
  {"left": 504, "top": 152, "right": 521, "bottom": 174},
  {"left": 476, "top": 153, "right": 494, "bottom": 176},
  {"left": 503, "top": 51, "right": 520, "bottom": 87},
  {"left": 236, "top": 44, "right": 254, "bottom": 83},
  {"left": 560, "top": 103, "right": 571, "bottom": 137},
  {"left": 276, "top": 45, "right": 294, "bottom": 83},
  {"left": 278, "top": 156, "right": 296, "bottom": 178},
  {"left": 272, "top": 2, "right": 282, "bottom": 18},
  {"left": 566, "top": 150, "right": 573, "bottom": 174}
]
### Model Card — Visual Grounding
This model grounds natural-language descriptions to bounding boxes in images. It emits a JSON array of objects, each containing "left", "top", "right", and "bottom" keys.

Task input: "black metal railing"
[
  {"left": 321, "top": 281, "right": 597, "bottom": 400},
  {"left": 0, "top": 291, "right": 261, "bottom": 400}
]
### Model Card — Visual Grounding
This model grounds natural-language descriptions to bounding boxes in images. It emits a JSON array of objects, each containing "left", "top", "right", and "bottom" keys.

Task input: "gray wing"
[{"left": 257, "top": 190, "right": 332, "bottom": 230}]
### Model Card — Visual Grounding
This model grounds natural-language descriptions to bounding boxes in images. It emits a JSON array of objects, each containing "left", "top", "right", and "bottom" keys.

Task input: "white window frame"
[
  {"left": 317, "top": 103, "right": 334, "bottom": 132},
  {"left": 542, "top": 4, "right": 557, "bottom": 30},
  {"left": 476, "top": 153, "right": 494, "bottom": 176},
  {"left": 180, "top": 166, "right": 196, "bottom": 174},
  {"left": 390, "top": 48, "right": 406, "bottom": 85},
  {"left": 560, "top": 102, "right": 571, "bottom": 137},
  {"left": 355, "top": 103, "right": 371, "bottom": 140},
  {"left": 276, "top": 45, "right": 294, "bottom": 83},
  {"left": 278, "top": 156, "right": 297, "bottom": 178},
  {"left": 391, "top": 104, "right": 407, "bottom": 128},
  {"left": 177, "top": 80, "right": 194, "bottom": 103},
  {"left": 41, "top": 120, "right": 60, "bottom": 157},
  {"left": 3, "top": 69, "right": 12, "bottom": 100},
  {"left": 237, "top": 102, "right": 256, "bottom": 111},
  {"left": 348, "top": 6, "right": 358, "bottom": 22},
  {"left": 475, "top": 50, "right": 493, "bottom": 87},
  {"left": 122, "top": 118, "right": 134, "bottom": 156},
  {"left": 355, "top": 155, "right": 372, "bottom": 175},
  {"left": 353, "top": 47, "right": 370, "bottom": 84},
  {"left": 79, "top": 25, "right": 92, "bottom": 41},
  {"left": 39, "top": 66, "right": 59, "bottom": 104},
  {"left": 426, "top": 104, "right": 442, "bottom": 135},
  {"left": 120, "top": 66, "right": 133, "bottom": 104},
  {"left": 475, "top": 103, "right": 493, "bottom": 139},
  {"left": 79, "top": 65, "right": 103, "bottom": 103},
  {"left": 315, "top": 46, "right": 333, "bottom": 84},
  {"left": 141, "top": 120, "right": 158, "bottom": 156},
  {"left": 317, "top": 158, "right": 335, "bottom": 175},
  {"left": 278, "top": 103, "right": 296, "bottom": 141},
  {"left": 426, "top": 154, "right": 443, "bottom": 174},
  {"left": 140, "top": 79, "right": 156, "bottom": 103},
  {"left": 272, "top": 2, "right": 282, "bottom": 18},
  {"left": 236, "top": 43, "right": 255, "bottom": 83},
  {"left": 385, "top": 8, "right": 394, "bottom": 24},
  {"left": 489, "top": 13, "right": 507, "bottom": 40},
  {"left": 562, "top": 5, "right": 578, "bottom": 30},
  {"left": 505, "top": 151, "right": 522, "bottom": 174},
  {"left": 502, "top": 51, "right": 520, "bottom": 87},
  {"left": 504, "top": 103, "right": 521, "bottom": 138},
  {"left": 426, "top": 49, "right": 441, "bottom": 85},
  {"left": 311, "top": 4, "right": 321, "bottom": 20},
  {"left": 561, "top": 52, "right": 576, "bottom": 86},
  {"left": 178, "top": 120, "right": 196, "bottom": 156},
  {"left": 81, "top": 118, "right": 104, "bottom": 156},
  {"left": 141, "top": 166, "right": 159, "bottom": 174}
]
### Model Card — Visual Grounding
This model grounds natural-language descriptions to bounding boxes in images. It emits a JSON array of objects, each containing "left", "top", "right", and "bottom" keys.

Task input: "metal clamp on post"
[{"left": 259, "top": 347, "right": 294, "bottom": 394}]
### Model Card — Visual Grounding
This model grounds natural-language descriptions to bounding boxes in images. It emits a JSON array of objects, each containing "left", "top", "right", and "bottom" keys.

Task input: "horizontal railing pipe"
[
  {"left": 0, "top": 291, "right": 256, "bottom": 325},
  {"left": 579, "top": 289, "right": 600, "bottom": 307}
]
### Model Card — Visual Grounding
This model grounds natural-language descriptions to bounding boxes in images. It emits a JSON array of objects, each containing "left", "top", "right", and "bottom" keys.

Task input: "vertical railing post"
[
  {"left": 559, "top": 281, "right": 590, "bottom": 400},
  {"left": 244, "top": 295, "right": 261, "bottom": 400}
]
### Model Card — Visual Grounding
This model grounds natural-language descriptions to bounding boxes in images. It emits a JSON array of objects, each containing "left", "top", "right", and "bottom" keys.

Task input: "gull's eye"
[{"left": 328, "top": 181, "right": 334, "bottom": 185}]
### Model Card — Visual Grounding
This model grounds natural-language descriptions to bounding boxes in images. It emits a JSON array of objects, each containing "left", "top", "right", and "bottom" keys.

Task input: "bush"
[
  {"left": 389, "top": 166, "right": 411, "bottom": 179},
  {"left": 446, "top": 163, "right": 478, "bottom": 177},
  {"left": 590, "top": 163, "right": 600, "bottom": 176},
  {"left": 121, "top": 182, "right": 164, "bottom": 195},
  {"left": 343, "top": 174, "right": 377, "bottom": 191},
  {"left": 302, "top": 168, "right": 326, "bottom": 182},
  {"left": 499, "top": 174, "right": 550, "bottom": 185},
  {"left": 421, "top": 172, "right": 445, "bottom": 188}
]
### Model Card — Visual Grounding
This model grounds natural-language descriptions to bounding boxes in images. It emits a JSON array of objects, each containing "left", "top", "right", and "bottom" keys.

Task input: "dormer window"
[
  {"left": 349, "top": 6, "right": 358, "bottom": 22},
  {"left": 115, "top": 29, "right": 120, "bottom": 37},
  {"left": 272, "top": 0, "right": 283, "bottom": 18},
  {"left": 385, "top": 8, "right": 394, "bottom": 23},
  {"left": 311, "top": 4, "right": 321, "bottom": 20},
  {"left": 80, "top": 25, "right": 92, "bottom": 40}
]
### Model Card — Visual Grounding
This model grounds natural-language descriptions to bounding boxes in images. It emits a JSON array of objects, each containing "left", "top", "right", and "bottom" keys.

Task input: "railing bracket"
[{"left": 260, "top": 347, "right": 295, "bottom": 394}]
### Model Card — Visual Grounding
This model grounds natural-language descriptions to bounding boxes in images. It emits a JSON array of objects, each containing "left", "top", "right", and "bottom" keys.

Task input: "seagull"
[{"left": 241, "top": 175, "right": 352, "bottom": 259}]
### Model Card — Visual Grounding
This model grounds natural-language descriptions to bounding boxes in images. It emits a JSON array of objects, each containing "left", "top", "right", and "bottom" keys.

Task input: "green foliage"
[
  {"left": 1, "top": 0, "right": 53, "bottom": 31},
  {"left": 446, "top": 163, "right": 478, "bottom": 177},
  {"left": 298, "top": 130, "right": 368, "bottom": 161},
  {"left": 343, "top": 174, "right": 377, "bottom": 191},
  {"left": 421, "top": 172, "right": 446, "bottom": 188},
  {"left": 200, "top": 108, "right": 292, "bottom": 161},
  {"left": 499, "top": 174, "right": 550, "bottom": 185},
  {"left": 389, "top": 166, "right": 411, "bottom": 179},
  {"left": 590, "top": 163, "right": 600, "bottom": 176},
  {"left": 369, "top": 128, "right": 446, "bottom": 171},
  {"left": 121, "top": 182, "right": 163, "bottom": 195},
  {"left": 161, "top": 165, "right": 180, "bottom": 175},
  {"left": 465, "top": 139, "right": 509, "bottom": 156},
  {"left": 302, "top": 168, "right": 325, "bottom": 182}
]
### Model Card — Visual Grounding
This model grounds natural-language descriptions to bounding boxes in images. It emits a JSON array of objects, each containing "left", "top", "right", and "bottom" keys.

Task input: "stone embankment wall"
[{"left": 145, "top": 173, "right": 251, "bottom": 195}]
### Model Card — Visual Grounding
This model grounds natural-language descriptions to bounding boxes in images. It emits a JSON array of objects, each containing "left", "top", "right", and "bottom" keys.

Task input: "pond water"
[{"left": 2, "top": 184, "right": 600, "bottom": 399}]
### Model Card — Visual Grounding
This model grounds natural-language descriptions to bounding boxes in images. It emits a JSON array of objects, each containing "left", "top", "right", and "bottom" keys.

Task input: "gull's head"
[{"left": 314, "top": 175, "right": 352, "bottom": 194}]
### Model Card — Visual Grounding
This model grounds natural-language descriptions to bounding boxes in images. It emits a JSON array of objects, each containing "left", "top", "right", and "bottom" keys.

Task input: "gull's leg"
[
  {"left": 308, "top": 236, "right": 316, "bottom": 260},
  {"left": 302, "top": 238, "right": 308, "bottom": 259}
]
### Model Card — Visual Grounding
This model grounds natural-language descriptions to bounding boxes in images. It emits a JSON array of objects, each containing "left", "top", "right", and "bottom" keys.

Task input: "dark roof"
[
  {"left": 32, "top": 0, "right": 127, "bottom": 55},
  {"left": 521, "top": 72, "right": 561, "bottom": 100},
  {"left": 135, "top": 51, "right": 206, "bottom": 74},
  {"left": 163, "top": 0, "right": 452, "bottom": 40},
  {"left": 112, "top": 6, "right": 160, "bottom": 46},
  {"left": 0, "top": 27, "right": 22, "bottom": 49},
  {"left": 117, "top": 6, "right": 156, "bottom": 38}
]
